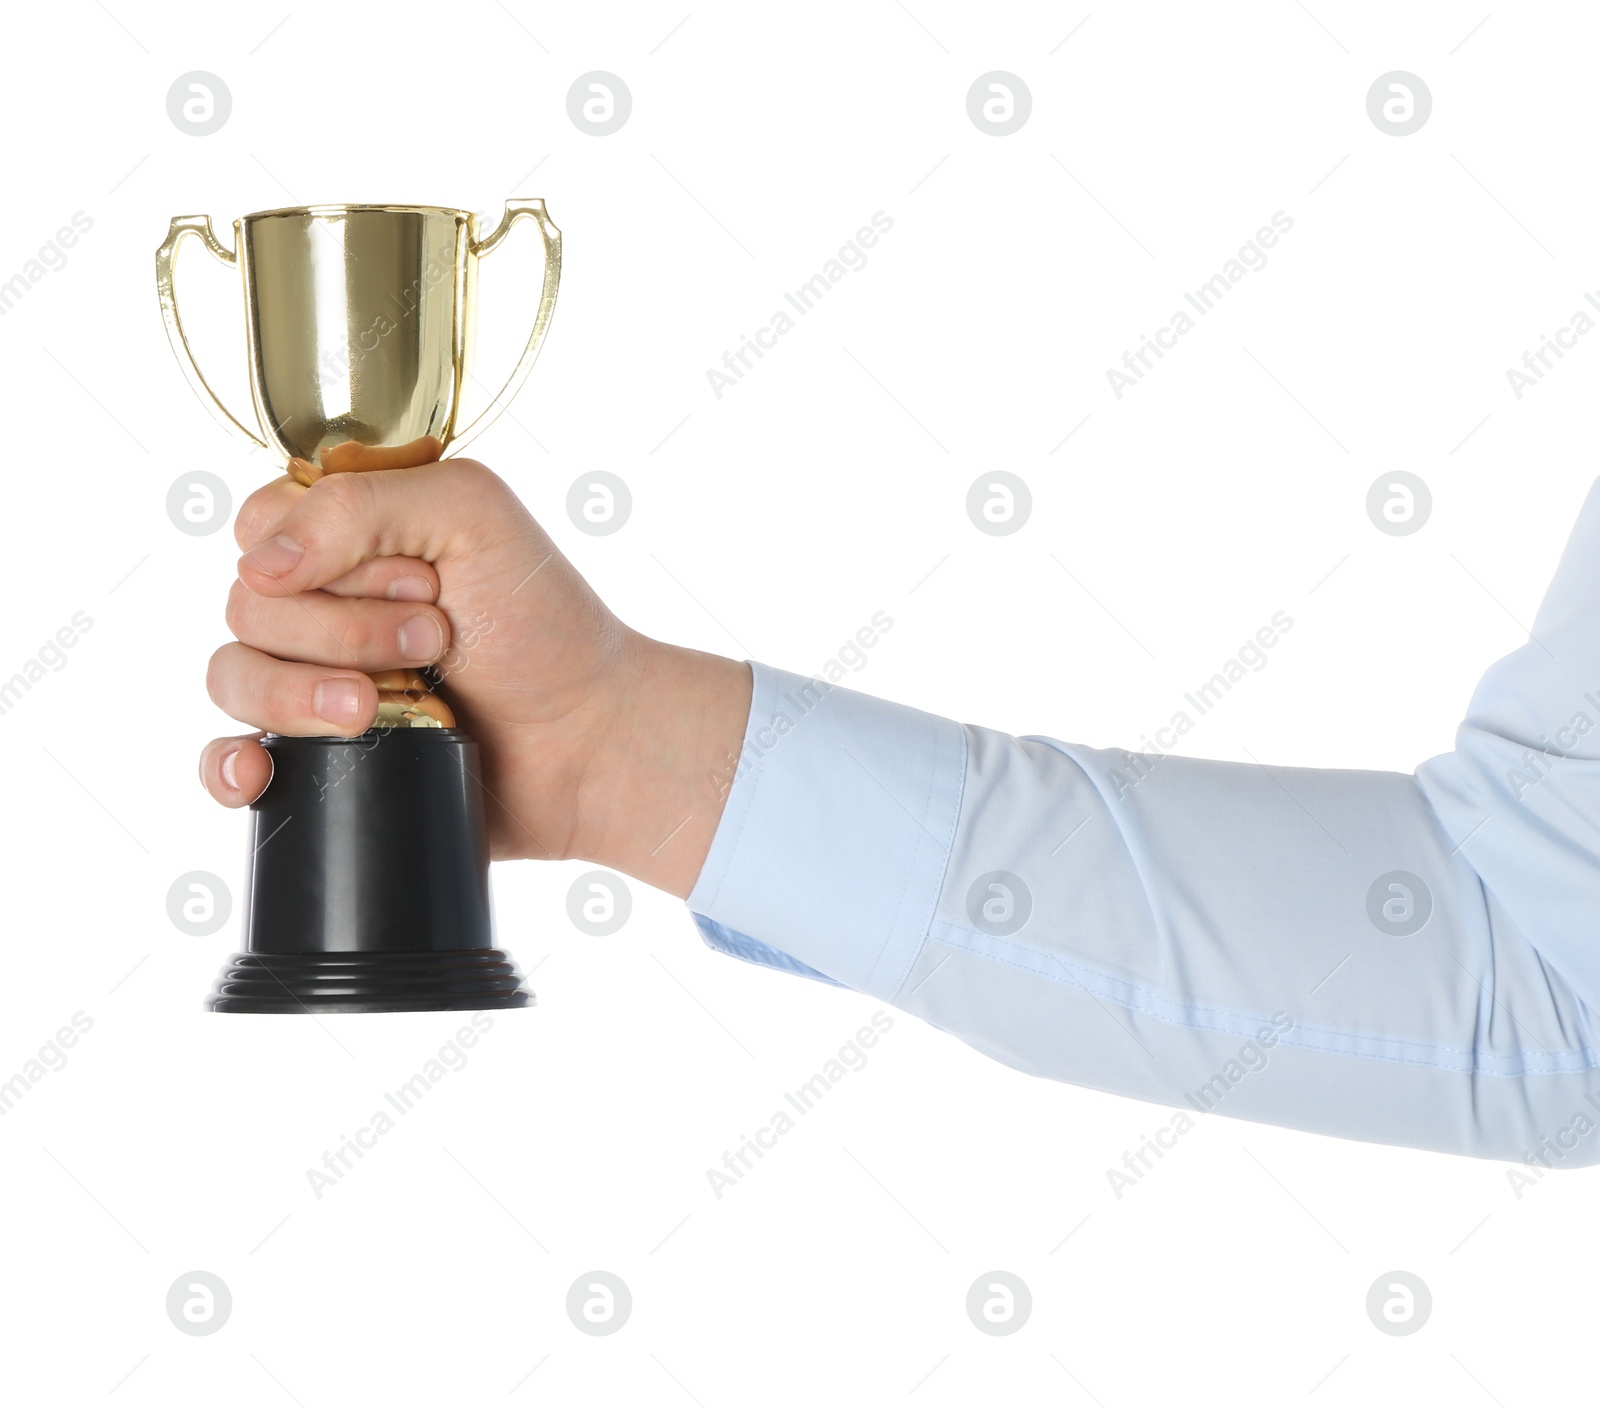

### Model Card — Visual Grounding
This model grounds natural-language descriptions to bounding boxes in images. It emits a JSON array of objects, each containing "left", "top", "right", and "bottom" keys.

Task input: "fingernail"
[
  {"left": 243, "top": 534, "right": 305, "bottom": 578},
  {"left": 313, "top": 678, "right": 363, "bottom": 727},
  {"left": 220, "top": 748, "right": 241, "bottom": 791},
  {"left": 387, "top": 575, "right": 433, "bottom": 603},
  {"left": 398, "top": 614, "right": 443, "bottom": 662}
]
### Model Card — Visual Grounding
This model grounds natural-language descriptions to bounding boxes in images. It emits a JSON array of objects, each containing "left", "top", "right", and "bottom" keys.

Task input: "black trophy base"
[{"left": 207, "top": 728, "right": 534, "bottom": 1015}]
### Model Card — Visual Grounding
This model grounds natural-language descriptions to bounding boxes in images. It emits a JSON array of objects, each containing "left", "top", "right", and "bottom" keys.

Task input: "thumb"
[{"left": 237, "top": 458, "right": 507, "bottom": 597}]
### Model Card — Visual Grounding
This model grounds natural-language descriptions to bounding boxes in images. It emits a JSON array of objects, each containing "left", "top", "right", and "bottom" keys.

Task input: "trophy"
[{"left": 155, "top": 201, "right": 561, "bottom": 1012}]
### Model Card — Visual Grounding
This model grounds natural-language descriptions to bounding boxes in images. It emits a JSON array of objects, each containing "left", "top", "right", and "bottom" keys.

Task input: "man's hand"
[{"left": 198, "top": 457, "right": 752, "bottom": 898}]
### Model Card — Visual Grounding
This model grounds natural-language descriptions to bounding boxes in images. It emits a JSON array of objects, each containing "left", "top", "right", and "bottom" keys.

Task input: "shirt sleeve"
[{"left": 687, "top": 481, "right": 1600, "bottom": 1167}]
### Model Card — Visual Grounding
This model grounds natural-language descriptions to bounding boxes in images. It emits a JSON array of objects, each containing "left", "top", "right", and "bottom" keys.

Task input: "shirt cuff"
[{"left": 686, "top": 662, "right": 967, "bottom": 1000}]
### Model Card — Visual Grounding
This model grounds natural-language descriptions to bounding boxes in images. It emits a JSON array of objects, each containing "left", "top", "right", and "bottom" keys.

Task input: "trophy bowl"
[{"left": 156, "top": 200, "right": 562, "bottom": 1013}]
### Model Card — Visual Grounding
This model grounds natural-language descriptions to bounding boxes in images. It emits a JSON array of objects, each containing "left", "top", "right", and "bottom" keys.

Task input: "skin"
[{"left": 198, "top": 457, "right": 753, "bottom": 899}]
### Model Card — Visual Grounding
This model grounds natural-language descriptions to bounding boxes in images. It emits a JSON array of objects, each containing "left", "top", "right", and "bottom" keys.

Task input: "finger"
[
  {"left": 234, "top": 475, "right": 306, "bottom": 551},
  {"left": 207, "top": 640, "right": 378, "bottom": 736},
  {"left": 225, "top": 579, "right": 451, "bottom": 671},
  {"left": 319, "top": 555, "right": 440, "bottom": 603},
  {"left": 236, "top": 459, "right": 517, "bottom": 597},
  {"left": 200, "top": 732, "right": 273, "bottom": 808}
]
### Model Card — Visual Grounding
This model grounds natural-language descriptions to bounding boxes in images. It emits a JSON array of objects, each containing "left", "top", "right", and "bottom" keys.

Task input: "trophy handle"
[
  {"left": 155, "top": 214, "right": 268, "bottom": 451},
  {"left": 448, "top": 198, "right": 563, "bottom": 455}
]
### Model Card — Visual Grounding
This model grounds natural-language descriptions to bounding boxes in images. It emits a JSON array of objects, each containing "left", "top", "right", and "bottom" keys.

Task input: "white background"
[{"left": 0, "top": 0, "right": 1594, "bottom": 1402}]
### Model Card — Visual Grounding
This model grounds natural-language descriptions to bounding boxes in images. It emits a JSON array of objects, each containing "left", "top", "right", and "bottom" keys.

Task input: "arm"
[
  {"left": 201, "top": 461, "right": 1600, "bottom": 1165},
  {"left": 689, "top": 663, "right": 1598, "bottom": 1163},
  {"left": 685, "top": 481, "right": 1600, "bottom": 1164}
]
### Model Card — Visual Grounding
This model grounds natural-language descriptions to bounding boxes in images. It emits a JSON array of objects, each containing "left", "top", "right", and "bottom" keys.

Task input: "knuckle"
[
  {"left": 307, "top": 469, "right": 369, "bottom": 520},
  {"left": 447, "top": 457, "right": 506, "bottom": 501},
  {"left": 205, "top": 644, "right": 239, "bottom": 707},
  {"left": 234, "top": 478, "right": 300, "bottom": 550},
  {"left": 295, "top": 472, "right": 383, "bottom": 567},
  {"left": 223, "top": 580, "right": 253, "bottom": 637},
  {"left": 275, "top": 667, "right": 321, "bottom": 725},
  {"left": 335, "top": 609, "right": 381, "bottom": 662},
  {"left": 291, "top": 478, "right": 360, "bottom": 551},
  {"left": 232, "top": 494, "right": 273, "bottom": 550}
]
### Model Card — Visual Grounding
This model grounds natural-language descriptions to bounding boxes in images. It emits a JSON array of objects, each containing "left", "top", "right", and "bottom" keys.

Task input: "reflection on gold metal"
[
  {"left": 156, "top": 200, "right": 562, "bottom": 729},
  {"left": 374, "top": 692, "right": 454, "bottom": 729},
  {"left": 370, "top": 669, "right": 432, "bottom": 693},
  {"left": 371, "top": 670, "right": 455, "bottom": 729},
  {"left": 287, "top": 436, "right": 447, "bottom": 488}
]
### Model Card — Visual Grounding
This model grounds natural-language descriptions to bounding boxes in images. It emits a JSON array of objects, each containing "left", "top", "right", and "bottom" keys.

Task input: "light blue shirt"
[{"left": 686, "top": 480, "right": 1600, "bottom": 1168}]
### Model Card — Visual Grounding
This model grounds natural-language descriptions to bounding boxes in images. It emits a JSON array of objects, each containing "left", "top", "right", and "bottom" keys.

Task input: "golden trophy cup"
[{"left": 156, "top": 201, "right": 561, "bottom": 1011}]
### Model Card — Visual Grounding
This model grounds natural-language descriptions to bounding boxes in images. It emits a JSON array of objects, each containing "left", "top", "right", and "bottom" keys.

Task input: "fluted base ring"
[{"left": 206, "top": 949, "right": 534, "bottom": 1014}]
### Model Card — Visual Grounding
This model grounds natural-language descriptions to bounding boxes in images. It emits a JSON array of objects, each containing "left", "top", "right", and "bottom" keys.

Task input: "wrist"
[{"left": 569, "top": 632, "right": 752, "bottom": 898}]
